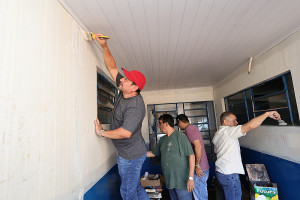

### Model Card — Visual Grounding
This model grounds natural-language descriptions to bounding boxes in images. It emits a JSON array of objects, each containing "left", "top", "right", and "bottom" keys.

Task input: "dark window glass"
[
  {"left": 98, "top": 107, "right": 113, "bottom": 124},
  {"left": 252, "top": 78, "right": 284, "bottom": 98},
  {"left": 225, "top": 92, "right": 248, "bottom": 124},
  {"left": 245, "top": 90, "right": 254, "bottom": 119},
  {"left": 207, "top": 101, "right": 217, "bottom": 131},
  {"left": 285, "top": 74, "right": 300, "bottom": 125},
  {"left": 253, "top": 93, "right": 287, "bottom": 111},
  {"left": 252, "top": 73, "right": 299, "bottom": 125},
  {"left": 97, "top": 73, "right": 117, "bottom": 124}
]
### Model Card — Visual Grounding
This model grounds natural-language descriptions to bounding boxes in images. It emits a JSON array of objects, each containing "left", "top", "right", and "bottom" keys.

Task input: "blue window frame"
[
  {"left": 225, "top": 71, "right": 299, "bottom": 126},
  {"left": 97, "top": 73, "right": 118, "bottom": 124}
]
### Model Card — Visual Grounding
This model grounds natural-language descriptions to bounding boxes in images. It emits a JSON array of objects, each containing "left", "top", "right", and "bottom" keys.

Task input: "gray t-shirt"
[{"left": 110, "top": 73, "right": 147, "bottom": 159}]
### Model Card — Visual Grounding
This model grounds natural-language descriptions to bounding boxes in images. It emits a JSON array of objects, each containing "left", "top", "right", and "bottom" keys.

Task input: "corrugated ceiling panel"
[{"left": 59, "top": 0, "right": 300, "bottom": 91}]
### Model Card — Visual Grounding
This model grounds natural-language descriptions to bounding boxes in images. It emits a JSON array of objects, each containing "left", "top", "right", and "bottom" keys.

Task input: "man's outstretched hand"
[{"left": 267, "top": 111, "right": 281, "bottom": 120}]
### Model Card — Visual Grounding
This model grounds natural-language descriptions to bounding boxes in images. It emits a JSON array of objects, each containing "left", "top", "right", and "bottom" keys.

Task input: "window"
[
  {"left": 97, "top": 73, "right": 118, "bottom": 124},
  {"left": 147, "top": 103, "right": 178, "bottom": 165},
  {"left": 225, "top": 90, "right": 253, "bottom": 124},
  {"left": 225, "top": 71, "right": 299, "bottom": 126},
  {"left": 183, "top": 101, "right": 217, "bottom": 161},
  {"left": 147, "top": 101, "right": 217, "bottom": 164}
]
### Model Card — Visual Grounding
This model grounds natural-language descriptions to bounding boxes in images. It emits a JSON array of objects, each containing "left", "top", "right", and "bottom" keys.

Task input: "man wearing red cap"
[{"left": 94, "top": 34, "right": 149, "bottom": 200}]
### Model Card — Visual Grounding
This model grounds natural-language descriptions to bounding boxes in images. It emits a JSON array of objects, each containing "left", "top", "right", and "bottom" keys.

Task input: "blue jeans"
[
  {"left": 117, "top": 153, "right": 150, "bottom": 200},
  {"left": 169, "top": 188, "right": 193, "bottom": 200},
  {"left": 193, "top": 170, "right": 209, "bottom": 200},
  {"left": 215, "top": 172, "right": 242, "bottom": 200}
]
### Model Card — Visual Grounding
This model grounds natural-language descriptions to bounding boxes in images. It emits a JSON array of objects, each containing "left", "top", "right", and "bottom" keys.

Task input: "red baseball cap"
[{"left": 122, "top": 68, "right": 146, "bottom": 91}]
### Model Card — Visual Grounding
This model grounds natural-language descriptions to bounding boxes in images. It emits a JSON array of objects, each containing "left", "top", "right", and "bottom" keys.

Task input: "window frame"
[
  {"left": 97, "top": 72, "right": 118, "bottom": 124},
  {"left": 224, "top": 71, "right": 299, "bottom": 126}
]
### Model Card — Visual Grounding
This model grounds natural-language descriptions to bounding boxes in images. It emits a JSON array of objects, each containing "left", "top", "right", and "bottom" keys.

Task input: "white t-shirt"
[{"left": 212, "top": 125, "right": 246, "bottom": 175}]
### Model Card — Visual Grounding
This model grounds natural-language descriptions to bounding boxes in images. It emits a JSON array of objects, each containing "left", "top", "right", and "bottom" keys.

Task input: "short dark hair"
[
  {"left": 159, "top": 114, "right": 175, "bottom": 127},
  {"left": 176, "top": 114, "right": 189, "bottom": 124},
  {"left": 220, "top": 112, "right": 234, "bottom": 124}
]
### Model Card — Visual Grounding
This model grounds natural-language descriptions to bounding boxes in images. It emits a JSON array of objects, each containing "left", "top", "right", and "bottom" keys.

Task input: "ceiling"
[{"left": 59, "top": 0, "right": 300, "bottom": 91}]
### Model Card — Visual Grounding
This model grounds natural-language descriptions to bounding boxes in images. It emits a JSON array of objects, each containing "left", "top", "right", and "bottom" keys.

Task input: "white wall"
[
  {"left": 0, "top": 1, "right": 116, "bottom": 200},
  {"left": 213, "top": 29, "right": 300, "bottom": 164},
  {"left": 141, "top": 87, "right": 214, "bottom": 144},
  {"left": 2, "top": 0, "right": 300, "bottom": 199}
]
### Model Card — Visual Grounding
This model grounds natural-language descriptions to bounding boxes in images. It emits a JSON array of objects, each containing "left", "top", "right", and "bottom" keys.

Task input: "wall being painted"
[
  {"left": 0, "top": 1, "right": 117, "bottom": 200},
  {"left": 213, "top": 29, "right": 300, "bottom": 164},
  {"left": 141, "top": 87, "right": 213, "bottom": 144}
]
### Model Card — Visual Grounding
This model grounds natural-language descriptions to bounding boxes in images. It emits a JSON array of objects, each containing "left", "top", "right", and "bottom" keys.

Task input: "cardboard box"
[
  {"left": 246, "top": 164, "right": 279, "bottom": 200},
  {"left": 140, "top": 174, "right": 162, "bottom": 188},
  {"left": 141, "top": 174, "right": 163, "bottom": 199}
]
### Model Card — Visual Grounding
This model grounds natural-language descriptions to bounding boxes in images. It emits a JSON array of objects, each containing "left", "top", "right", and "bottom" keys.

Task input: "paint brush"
[
  {"left": 90, "top": 32, "right": 110, "bottom": 40},
  {"left": 83, "top": 31, "right": 110, "bottom": 41}
]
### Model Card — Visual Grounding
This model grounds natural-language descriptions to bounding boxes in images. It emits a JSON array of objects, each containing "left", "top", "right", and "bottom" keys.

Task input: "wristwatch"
[
  {"left": 99, "top": 129, "right": 106, "bottom": 137},
  {"left": 188, "top": 176, "right": 194, "bottom": 180}
]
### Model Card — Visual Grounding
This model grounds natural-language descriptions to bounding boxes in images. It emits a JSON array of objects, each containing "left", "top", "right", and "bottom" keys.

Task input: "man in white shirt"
[{"left": 213, "top": 111, "right": 280, "bottom": 200}]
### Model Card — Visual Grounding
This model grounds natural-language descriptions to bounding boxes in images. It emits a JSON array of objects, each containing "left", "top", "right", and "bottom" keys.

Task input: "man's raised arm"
[
  {"left": 241, "top": 111, "right": 281, "bottom": 134},
  {"left": 95, "top": 34, "right": 119, "bottom": 83}
]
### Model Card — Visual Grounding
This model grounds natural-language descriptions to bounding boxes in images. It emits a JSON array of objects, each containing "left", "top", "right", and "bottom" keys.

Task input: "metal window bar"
[
  {"left": 251, "top": 90, "right": 285, "bottom": 101},
  {"left": 205, "top": 101, "right": 215, "bottom": 161},
  {"left": 97, "top": 92, "right": 114, "bottom": 103},
  {"left": 97, "top": 82, "right": 115, "bottom": 97},
  {"left": 183, "top": 108, "right": 207, "bottom": 111},
  {"left": 98, "top": 106, "right": 113, "bottom": 112},
  {"left": 253, "top": 107, "right": 289, "bottom": 113},
  {"left": 97, "top": 72, "right": 118, "bottom": 124},
  {"left": 243, "top": 90, "right": 250, "bottom": 121},
  {"left": 97, "top": 73, "right": 116, "bottom": 88},
  {"left": 151, "top": 103, "right": 179, "bottom": 145},
  {"left": 250, "top": 75, "right": 287, "bottom": 113},
  {"left": 250, "top": 88, "right": 255, "bottom": 118},
  {"left": 224, "top": 72, "right": 297, "bottom": 125},
  {"left": 153, "top": 105, "right": 157, "bottom": 134},
  {"left": 97, "top": 83, "right": 115, "bottom": 108},
  {"left": 187, "top": 115, "right": 209, "bottom": 118},
  {"left": 282, "top": 75, "right": 294, "bottom": 124},
  {"left": 183, "top": 101, "right": 216, "bottom": 161}
]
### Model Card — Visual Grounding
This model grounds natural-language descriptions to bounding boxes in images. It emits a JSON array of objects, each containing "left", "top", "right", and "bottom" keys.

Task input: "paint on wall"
[{"left": 0, "top": 0, "right": 117, "bottom": 199}]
